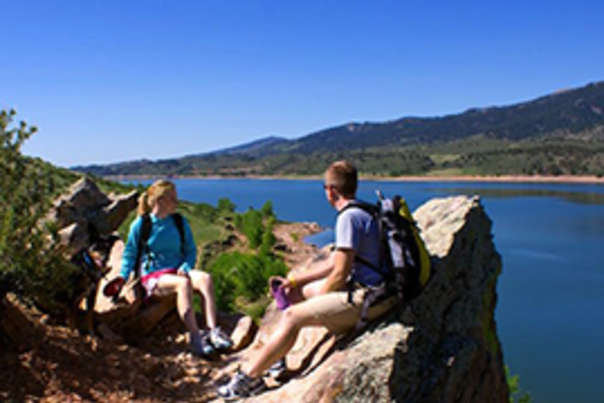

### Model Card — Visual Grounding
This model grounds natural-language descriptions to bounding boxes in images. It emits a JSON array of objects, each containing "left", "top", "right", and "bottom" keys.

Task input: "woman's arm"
[
  {"left": 178, "top": 216, "right": 197, "bottom": 273},
  {"left": 119, "top": 216, "right": 143, "bottom": 279}
]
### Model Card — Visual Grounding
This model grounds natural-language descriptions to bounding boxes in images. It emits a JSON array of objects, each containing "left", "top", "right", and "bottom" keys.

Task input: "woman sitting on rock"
[{"left": 111, "top": 179, "right": 232, "bottom": 357}]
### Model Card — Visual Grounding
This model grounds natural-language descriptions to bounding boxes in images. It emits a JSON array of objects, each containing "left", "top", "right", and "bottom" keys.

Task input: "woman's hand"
[
  {"left": 177, "top": 268, "right": 189, "bottom": 277},
  {"left": 103, "top": 276, "right": 125, "bottom": 297}
]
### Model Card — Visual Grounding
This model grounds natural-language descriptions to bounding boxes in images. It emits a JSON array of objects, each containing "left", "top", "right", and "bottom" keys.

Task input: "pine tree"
[{"left": 0, "top": 109, "right": 77, "bottom": 313}]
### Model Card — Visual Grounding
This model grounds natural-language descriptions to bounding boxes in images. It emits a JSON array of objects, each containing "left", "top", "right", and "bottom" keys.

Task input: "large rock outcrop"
[
  {"left": 212, "top": 195, "right": 508, "bottom": 403},
  {"left": 46, "top": 177, "right": 138, "bottom": 253}
]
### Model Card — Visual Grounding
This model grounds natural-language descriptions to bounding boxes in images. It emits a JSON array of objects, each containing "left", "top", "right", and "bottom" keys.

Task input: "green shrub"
[
  {"left": 235, "top": 202, "right": 278, "bottom": 253},
  {"left": 207, "top": 199, "right": 285, "bottom": 319},
  {"left": 506, "top": 366, "right": 532, "bottom": 403},
  {"left": 260, "top": 216, "right": 277, "bottom": 256},
  {"left": 193, "top": 202, "right": 218, "bottom": 222},
  {"left": 217, "top": 198, "right": 236, "bottom": 214},
  {"left": 238, "top": 208, "right": 264, "bottom": 249},
  {"left": 261, "top": 200, "right": 274, "bottom": 218},
  {"left": 207, "top": 251, "right": 287, "bottom": 317},
  {"left": 0, "top": 109, "right": 79, "bottom": 314}
]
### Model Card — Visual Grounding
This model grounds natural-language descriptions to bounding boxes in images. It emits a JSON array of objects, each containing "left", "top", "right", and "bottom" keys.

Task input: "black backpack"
[
  {"left": 134, "top": 212, "right": 186, "bottom": 280},
  {"left": 340, "top": 191, "right": 431, "bottom": 327}
]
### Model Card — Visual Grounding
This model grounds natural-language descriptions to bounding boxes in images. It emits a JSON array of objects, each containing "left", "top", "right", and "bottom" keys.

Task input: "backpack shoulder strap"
[
  {"left": 134, "top": 213, "right": 152, "bottom": 279},
  {"left": 338, "top": 200, "right": 377, "bottom": 216},
  {"left": 172, "top": 212, "right": 186, "bottom": 256}
]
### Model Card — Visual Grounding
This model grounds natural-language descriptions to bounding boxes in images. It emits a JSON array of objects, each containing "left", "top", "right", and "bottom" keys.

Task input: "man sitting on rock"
[{"left": 217, "top": 160, "right": 398, "bottom": 400}]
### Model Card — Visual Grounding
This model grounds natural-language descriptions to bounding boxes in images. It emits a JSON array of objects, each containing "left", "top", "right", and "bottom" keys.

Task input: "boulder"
[
  {"left": 88, "top": 190, "right": 139, "bottom": 235},
  {"left": 225, "top": 315, "right": 258, "bottom": 352},
  {"left": 212, "top": 195, "right": 508, "bottom": 403},
  {"left": 47, "top": 178, "right": 111, "bottom": 228},
  {"left": 46, "top": 177, "right": 139, "bottom": 251},
  {"left": 58, "top": 220, "right": 90, "bottom": 255}
]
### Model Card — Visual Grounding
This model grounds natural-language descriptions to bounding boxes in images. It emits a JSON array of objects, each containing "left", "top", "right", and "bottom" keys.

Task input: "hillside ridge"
[{"left": 74, "top": 80, "right": 604, "bottom": 178}]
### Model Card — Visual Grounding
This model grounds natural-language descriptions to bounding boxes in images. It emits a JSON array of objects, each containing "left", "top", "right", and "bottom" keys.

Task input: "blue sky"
[{"left": 2, "top": 0, "right": 603, "bottom": 167}]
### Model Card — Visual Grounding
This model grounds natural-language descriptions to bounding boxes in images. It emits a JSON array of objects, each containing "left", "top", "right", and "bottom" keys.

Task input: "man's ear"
[{"left": 329, "top": 187, "right": 340, "bottom": 201}]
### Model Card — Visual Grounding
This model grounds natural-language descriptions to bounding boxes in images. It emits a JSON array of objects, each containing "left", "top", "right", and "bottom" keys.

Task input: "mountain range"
[{"left": 74, "top": 81, "right": 604, "bottom": 177}]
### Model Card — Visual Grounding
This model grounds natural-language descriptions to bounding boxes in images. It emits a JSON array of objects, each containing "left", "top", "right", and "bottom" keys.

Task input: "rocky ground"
[{"left": 0, "top": 222, "right": 321, "bottom": 403}]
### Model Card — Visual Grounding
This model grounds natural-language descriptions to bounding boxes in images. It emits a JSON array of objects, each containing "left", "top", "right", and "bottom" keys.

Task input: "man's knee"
[{"left": 281, "top": 305, "right": 312, "bottom": 329}]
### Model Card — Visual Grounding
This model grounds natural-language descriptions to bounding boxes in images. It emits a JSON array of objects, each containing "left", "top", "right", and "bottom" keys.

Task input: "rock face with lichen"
[{"left": 214, "top": 195, "right": 508, "bottom": 403}]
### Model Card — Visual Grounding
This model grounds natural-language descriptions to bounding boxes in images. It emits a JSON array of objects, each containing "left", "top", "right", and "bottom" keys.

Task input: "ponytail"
[{"left": 137, "top": 191, "right": 151, "bottom": 216}]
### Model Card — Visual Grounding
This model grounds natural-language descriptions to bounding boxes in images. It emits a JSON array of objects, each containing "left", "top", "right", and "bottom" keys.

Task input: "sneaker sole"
[{"left": 217, "top": 382, "right": 267, "bottom": 401}]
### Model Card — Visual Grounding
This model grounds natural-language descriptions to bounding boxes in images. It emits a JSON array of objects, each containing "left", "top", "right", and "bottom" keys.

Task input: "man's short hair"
[{"left": 326, "top": 160, "right": 358, "bottom": 198}]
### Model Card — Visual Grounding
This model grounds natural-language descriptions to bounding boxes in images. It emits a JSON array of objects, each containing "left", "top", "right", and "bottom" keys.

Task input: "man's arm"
[
  {"left": 321, "top": 248, "right": 355, "bottom": 293},
  {"left": 283, "top": 252, "right": 336, "bottom": 289}
]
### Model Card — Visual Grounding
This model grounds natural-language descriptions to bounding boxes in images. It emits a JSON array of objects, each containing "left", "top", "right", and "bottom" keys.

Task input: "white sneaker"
[
  {"left": 266, "top": 357, "right": 287, "bottom": 379},
  {"left": 209, "top": 327, "right": 233, "bottom": 351},
  {"left": 217, "top": 368, "right": 267, "bottom": 401}
]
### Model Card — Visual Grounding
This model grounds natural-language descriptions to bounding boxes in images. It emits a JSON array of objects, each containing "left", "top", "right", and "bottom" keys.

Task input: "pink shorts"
[{"left": 141, "top": 268, "right": 178, "bottom": 297}]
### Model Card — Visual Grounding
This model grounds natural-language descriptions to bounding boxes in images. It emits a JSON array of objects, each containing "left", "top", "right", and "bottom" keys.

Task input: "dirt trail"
[{"left": 0, "top": 222, "right": 321, "bottom": 403}]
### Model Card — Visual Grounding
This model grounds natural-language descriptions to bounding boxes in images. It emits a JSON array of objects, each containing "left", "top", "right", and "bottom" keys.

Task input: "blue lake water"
[{"left": 127, "top": 178, "right": 604, "bottom": 403}]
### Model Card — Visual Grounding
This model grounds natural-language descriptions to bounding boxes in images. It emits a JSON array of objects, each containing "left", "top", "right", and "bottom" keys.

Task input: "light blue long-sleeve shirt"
[{"left": 120, "top": 213, "right": 197, "bottom": 279}]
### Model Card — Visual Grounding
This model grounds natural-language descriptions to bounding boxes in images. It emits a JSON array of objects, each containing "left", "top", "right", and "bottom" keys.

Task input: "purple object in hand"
[{"left": 270, "top": 279, "right": 290, "bottom": 310}]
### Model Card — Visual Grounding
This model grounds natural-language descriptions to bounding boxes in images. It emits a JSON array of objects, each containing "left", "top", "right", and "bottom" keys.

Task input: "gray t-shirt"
[{"left": 335, "top": 202, "right": 383, "bottom": 286}]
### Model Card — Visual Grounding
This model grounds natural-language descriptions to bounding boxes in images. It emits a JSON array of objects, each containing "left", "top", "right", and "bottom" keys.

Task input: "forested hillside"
[{"left": 75, "top": 81, "right": 604, "bottom": 177}]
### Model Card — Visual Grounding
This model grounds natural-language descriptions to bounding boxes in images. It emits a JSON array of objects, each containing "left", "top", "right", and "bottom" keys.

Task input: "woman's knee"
[
  {"left": 192, "top": 271, "right": 213, "bottom": 290},
  {"left": 173, "top": 276, "right": 193, "bottom": 295},
  {"left": 155, "top": 274, "right": 192, "bottom": 296}
]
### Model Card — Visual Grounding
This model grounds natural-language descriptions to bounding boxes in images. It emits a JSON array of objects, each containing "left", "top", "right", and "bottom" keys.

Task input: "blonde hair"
[
  {"left": 325, "top": 160, "right": 358, "bottom": 198},
  {"left": 138, "top": 180, "right": 176, "bottom": 215}
]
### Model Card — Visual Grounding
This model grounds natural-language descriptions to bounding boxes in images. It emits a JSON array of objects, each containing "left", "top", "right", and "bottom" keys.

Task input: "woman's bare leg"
[
  {"left": 189, "top": 270, "right": 218, "bottom": 330},
  {"left": 154, "top": 274, "right": 199, "bottom": 334}
]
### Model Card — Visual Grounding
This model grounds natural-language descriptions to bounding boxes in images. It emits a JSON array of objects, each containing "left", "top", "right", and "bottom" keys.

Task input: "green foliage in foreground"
[
  {"left": 206, "top": 251, "right": 287, "bottom": 319},
  {"left": 506, "top": 366, "right": 532, "bottom": 403},
  {"left": 0, "top": 110, "right": 80, "bottom": 314},
  {"left": 234, "top": 201, "right": 277, "bottom": 251},
  {"left": 206, "top": 202, "right": 284, "bottom": 320}
]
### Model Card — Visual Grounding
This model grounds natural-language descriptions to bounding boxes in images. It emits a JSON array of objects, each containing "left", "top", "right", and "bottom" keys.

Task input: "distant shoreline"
[
  {"left": 369, "top": 175, "right": 604, "bottom": 184},
  {"left": 105, "top": 174, "right": 604, "bottom": 185}
]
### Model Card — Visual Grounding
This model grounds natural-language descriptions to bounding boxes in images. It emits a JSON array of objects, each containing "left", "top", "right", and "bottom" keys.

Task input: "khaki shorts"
[{"left": 300, "top": 288, "right": 398, "bottom": 334}]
